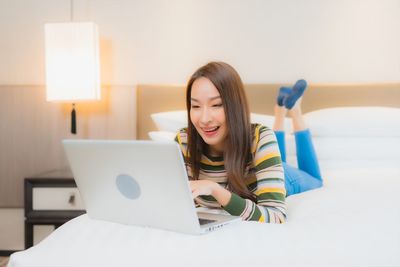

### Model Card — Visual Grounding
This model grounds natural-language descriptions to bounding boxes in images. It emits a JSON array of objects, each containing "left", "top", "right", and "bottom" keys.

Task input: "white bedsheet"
[{"left": 9, "top": 165, "right": 400, "bottom": 267}]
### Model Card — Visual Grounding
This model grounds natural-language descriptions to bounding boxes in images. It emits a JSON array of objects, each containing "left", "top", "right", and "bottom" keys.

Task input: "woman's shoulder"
[
  {"left": 251, "top": 123, "right": 275, "bottom": 153},
  {"left": 175, "top": 128, "right": 189, "bottom": 158},
  {"left": 251, "top": 123, "right": 273, "bottom": 139},
  {"left": 175, "top": 127, "right": 188, "bottom": 144}
]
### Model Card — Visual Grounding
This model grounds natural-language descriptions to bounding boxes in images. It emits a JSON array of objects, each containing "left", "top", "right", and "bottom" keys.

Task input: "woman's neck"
[{"left": 208, "top": 144, "right": 224, "bottom": 157}]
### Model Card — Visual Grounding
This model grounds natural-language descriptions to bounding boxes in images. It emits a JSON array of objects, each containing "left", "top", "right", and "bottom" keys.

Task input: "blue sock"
[
  {"left": 277, "top": 86, "right": 291, "bottom": 106},
  {"left": 284, "top": 79, "right": 307, "bottom": 109}
]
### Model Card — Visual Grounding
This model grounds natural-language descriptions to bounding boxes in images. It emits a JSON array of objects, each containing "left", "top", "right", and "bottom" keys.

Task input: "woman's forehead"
[{"left": 191, "top": 77, "right": 221, "bottom": 100}]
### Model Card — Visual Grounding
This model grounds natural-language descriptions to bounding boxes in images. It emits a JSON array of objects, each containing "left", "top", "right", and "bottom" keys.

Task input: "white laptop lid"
[{"left": 63, "top": 140, "right": 204, "bottom": 234}]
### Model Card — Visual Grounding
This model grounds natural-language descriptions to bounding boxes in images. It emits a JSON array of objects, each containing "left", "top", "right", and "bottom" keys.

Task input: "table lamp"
[{"left": 45, "top": 22, "right": 100, "bottom": 134}]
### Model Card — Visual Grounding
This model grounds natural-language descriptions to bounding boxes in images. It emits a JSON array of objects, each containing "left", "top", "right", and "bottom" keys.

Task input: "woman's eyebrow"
[{"left": 191, "top": 96, "right": 221, "bottom": 102}]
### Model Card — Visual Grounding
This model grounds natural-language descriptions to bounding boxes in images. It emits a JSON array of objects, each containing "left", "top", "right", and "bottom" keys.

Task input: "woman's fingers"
[{"left": 189, "top": 180, "right": 214, "bottom": 198}]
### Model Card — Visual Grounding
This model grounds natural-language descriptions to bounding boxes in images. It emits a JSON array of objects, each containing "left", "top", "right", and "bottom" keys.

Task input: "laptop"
[{"left": 62, "top": 139, "right": 241, "bottom": 235}]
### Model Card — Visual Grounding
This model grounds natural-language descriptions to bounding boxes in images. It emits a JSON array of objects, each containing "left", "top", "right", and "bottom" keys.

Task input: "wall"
[
  {"left": 0, "top": 85, "right": 136, "bottom": 208},
  {"left": 0, "top": 0, "right": 399, "bottom": 86},
  {"left": 0, "top": 209, "right": 24, "bottom": 251}
]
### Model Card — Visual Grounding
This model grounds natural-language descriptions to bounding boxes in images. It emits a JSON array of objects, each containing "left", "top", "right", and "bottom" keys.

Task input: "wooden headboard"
[{"left": 136, "top": 83, "right": 400, "bottom": 140}]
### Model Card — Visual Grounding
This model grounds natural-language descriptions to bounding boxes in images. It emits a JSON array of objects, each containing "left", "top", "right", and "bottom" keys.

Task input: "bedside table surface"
[{"left": 28, "top": 169, "right": 73, "bottom": 179}]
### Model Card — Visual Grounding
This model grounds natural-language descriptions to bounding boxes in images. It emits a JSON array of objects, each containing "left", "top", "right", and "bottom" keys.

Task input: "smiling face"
[{"left": 189, "top": 77, "right": 227, "bottom": 155}]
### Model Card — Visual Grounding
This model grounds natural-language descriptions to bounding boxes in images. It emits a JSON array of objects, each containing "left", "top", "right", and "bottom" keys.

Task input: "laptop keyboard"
[{"left": 198, "top": 218, "right": 216, "bottom": 225}]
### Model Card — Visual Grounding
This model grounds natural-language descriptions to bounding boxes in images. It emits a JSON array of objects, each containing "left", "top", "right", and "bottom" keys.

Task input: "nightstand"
[{"left": 24, "top": 170, "right": 86, "bottom": 249}]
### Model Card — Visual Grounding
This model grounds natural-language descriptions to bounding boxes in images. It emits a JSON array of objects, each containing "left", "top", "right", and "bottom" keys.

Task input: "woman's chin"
[{"left": 200, "top": 134, "right": 224, "bottom": 148}]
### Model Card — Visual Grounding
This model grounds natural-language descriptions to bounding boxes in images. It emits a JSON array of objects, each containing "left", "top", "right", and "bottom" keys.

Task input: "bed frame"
[{"left": 136, "top": 83, "right": 400, "bottom": 140}]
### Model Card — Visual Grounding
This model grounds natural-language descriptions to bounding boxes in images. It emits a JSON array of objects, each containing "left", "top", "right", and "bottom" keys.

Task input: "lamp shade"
[{"left": 45, "top": 22, "right": 100, "bottom": 102}]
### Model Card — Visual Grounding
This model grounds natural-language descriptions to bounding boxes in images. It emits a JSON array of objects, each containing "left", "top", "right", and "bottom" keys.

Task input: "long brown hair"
[{"left": 186, "top": 62, "right": 255, "bottom": 201}]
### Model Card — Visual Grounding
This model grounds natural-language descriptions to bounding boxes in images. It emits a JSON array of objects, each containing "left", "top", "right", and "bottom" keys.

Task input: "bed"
[{"left": 8, "top": 83, "right": 400, "bottom": 267}]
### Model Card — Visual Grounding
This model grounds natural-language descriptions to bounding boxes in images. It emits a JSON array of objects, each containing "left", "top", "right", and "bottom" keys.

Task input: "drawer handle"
[{"left": 68, "top": 194, "right": 76, "bottom": 205}]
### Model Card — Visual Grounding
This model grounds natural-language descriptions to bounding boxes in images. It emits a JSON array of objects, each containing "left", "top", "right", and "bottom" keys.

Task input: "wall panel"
[{"left": 0, "top": 85, "right": 136, "bottom": 207}]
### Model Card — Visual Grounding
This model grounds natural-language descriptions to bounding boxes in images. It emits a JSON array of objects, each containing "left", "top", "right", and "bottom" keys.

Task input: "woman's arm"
[
  {"left": 223, "top": 125, "right": 286, "bottom": 223},
  {"left": 177, "top": 126, "right": 286, "bottom": 223}
]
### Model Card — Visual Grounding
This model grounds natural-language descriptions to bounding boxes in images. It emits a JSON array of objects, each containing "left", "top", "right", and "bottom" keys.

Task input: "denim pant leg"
[
  {"left": 294, "top": 129, "right": 322, "bottom": 180},
  {"left": 274, "top": 131, "right": 286, "bottom": 163},
  {"left": 283, "top": 162, "right": 323, "bottom": 196},
  {"left": 282, "top": 129, "right": 323, "bottom": 196}
]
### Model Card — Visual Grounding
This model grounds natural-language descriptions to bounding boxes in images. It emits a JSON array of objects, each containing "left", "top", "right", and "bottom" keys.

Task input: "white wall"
[{"left": 0, "top": 0, "right": 399, "bottom": 85}]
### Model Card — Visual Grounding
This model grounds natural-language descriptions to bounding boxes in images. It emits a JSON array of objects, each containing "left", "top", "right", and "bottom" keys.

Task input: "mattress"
[{"left": 8, "top": 162, "right": 400, "bottom": 267}]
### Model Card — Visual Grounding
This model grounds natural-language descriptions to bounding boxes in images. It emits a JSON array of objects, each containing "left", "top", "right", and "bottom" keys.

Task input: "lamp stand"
[{"left": 71, "top": 103, "right": 77, "bottom": 134}]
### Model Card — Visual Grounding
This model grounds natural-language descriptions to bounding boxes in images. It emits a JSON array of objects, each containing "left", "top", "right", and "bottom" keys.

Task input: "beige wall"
[
  {"left": 0, "top": 209, "right": 24, "bottom": 250},
  {"left": 0, "top": 85, "right": 136, "bottom": 207},
  {"left": 0, "top": 0, "right": 399, "bottom": 85}
]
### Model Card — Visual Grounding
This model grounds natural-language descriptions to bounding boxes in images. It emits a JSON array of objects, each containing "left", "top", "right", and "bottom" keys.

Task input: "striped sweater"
[{"left": 175, "top": 124, "right": 286, "bottom": 224}]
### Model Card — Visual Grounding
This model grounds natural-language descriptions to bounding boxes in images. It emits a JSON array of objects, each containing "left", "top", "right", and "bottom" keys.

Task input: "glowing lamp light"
[{"left": 45, "top": 22, "right": 100, "bottom": 133}]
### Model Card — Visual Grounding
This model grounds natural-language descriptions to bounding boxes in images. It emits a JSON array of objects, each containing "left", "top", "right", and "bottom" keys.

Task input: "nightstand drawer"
[
  {"left": 25, "top": 176, "right": 86, "bottom": 249},
  {"left": 32, "top": 187, "right": 84, "bottom": 210}
]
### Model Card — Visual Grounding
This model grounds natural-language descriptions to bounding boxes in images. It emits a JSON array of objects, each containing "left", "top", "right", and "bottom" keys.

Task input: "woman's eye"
[
  {"left": 212, "top": 104, "right": 223, "bottom": 108},
  {"left": 191, "top": 105, "right": 200, "bottom": 109}
]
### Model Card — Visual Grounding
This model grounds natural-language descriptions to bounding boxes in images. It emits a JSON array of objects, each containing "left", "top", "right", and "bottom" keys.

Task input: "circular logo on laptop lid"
[{"left": 115, "top": 174, "right": 141, "bottom": 199}]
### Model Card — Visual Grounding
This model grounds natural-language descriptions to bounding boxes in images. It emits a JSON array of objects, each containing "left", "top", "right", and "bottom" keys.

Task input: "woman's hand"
[
  {"left": 190, "top": 180, "right": 218, "bottom": 198},
  {"left": 189, "top": 180, "right": 232, "bottom": 207}
]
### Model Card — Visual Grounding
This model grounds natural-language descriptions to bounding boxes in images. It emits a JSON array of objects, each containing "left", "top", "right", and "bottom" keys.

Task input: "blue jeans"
[{"left": 275, "top": 130, "right": 323, "bottom": 196}]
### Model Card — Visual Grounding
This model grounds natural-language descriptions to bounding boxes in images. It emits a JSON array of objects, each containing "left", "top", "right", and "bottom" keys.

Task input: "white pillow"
[
  {"left": 150, "top": 110, "right": 187, "bottom": 132},
  {"left": 304, "top": 107, "right": 400, "bottom": 137},
  {"left": 150, "top": 110, "right": 293, "bottom": 133},
  {"left": 148, "top": 131, "right": 176, "bottom": 142}
]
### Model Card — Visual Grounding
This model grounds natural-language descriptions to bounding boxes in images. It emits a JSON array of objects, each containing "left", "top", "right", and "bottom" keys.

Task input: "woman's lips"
[{"left": 202, "top": 126, "right": 220, "bottom": 137}]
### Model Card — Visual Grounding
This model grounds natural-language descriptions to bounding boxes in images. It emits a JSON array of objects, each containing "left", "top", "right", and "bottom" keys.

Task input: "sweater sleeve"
[{"left": 222, "top": 125, "right": 287, "bottom": 223}]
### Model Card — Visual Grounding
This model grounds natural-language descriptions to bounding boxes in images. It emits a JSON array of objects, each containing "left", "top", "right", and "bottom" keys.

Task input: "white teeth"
[{"left": 204, "top": 127, "right": 218, "bottom": 132}]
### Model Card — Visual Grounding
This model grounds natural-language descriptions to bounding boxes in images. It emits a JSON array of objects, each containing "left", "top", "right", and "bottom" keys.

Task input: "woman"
[{"left": 175, "top": 62, "right": 322, "bottom": 224}]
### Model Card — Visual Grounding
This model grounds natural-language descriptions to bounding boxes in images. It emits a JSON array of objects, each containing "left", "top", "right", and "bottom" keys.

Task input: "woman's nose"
[{"left": 200, "top": 108, "right": 212, "bottom": 124}]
